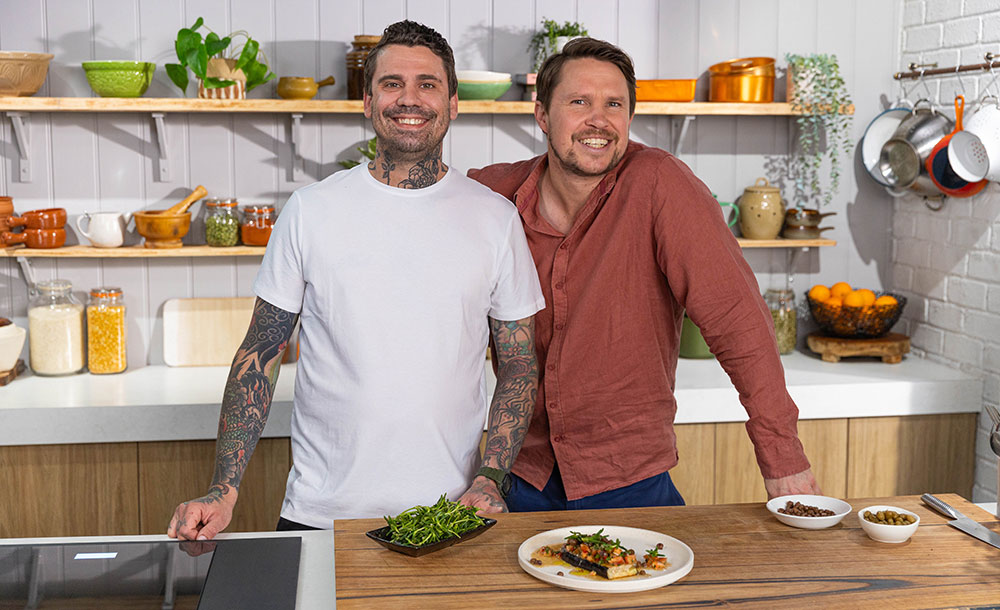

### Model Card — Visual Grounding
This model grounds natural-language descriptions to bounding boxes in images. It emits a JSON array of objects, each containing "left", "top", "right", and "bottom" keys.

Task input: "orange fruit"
[
  {"left": 856, "top": 288, "right": 877, "bottom": 307},
  {"left": 830, "top": 282, "right": 852, "bottom": 299},
  {"left": 808, "top": 284, "right": 831, "bottom": 301},
  {"left": 874, "top": 295, "right": 898, "bottom": 307},
  {"left": 843, "top": 291, "right": 866, "bottom": 308},
  {"left": 825, "top": 296, "right": 843, "bottom": 308}
]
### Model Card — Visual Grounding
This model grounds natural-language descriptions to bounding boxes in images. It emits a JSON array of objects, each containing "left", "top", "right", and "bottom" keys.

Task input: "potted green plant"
[
  {"left": 783, "top": 53, "right": 853, "bottom": 209},
  {"left": 528, "top": 19, "right": 588, "bottom": 71},
  {"left": 165, "top": 17, "right": 275, "bottom": 99}
]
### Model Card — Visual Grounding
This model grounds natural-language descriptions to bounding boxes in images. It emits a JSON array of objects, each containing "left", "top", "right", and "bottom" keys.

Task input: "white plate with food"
[{"left": 517, "top": 525, "right": 694, "bottom": 593}]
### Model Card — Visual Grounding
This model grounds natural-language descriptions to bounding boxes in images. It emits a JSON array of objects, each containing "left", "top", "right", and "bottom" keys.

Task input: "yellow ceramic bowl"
[{"left": 0, "top": 51, "right": 54, "bottom": 96}]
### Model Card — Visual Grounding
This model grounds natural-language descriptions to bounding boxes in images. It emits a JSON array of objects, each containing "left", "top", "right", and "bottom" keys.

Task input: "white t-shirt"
[{"left": 253, "top": 164, "right": 545, "bottom": 527}]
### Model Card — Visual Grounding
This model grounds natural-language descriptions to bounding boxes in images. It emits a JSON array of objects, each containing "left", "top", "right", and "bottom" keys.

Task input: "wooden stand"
[
  {"left": 0, "top": 359, "right": 26, "bottom": 386},
  {"left": 806, "top": 332, "right": 910, "bottom": 364}
]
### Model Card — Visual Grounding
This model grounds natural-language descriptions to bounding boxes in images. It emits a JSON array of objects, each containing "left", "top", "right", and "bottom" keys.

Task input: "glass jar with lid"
[
  {"left": 764, "top": 288, "right": 797, "bottom": 355},
  {"left": 240, "top": 204, "right": 276, "bottom": 247},
  {"left": 205, "top": 198, "right": 240, "bottom": 247},
  {"left": 87, "top": 287, "right": 127, "bottom": 374},
  {"left": 27, "top": 279, "right": 85, "bottom": 375},
  {"left": 345, "top": 35, "right": 381, "bottom": 100}
]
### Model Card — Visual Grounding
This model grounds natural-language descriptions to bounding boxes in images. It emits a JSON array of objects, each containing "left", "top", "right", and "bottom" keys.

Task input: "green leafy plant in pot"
[
  {"left": 528, "top": 19, "right": 588, "bottom": 71},
  {"left": 165, "top": 17, "right": 275, "bottom": 99},
  {"left": 783, "top": 53, "right": 853, "bottom": 209}
]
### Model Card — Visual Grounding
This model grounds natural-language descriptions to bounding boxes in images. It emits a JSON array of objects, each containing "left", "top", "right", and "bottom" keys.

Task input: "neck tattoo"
[{"left": 369, "top": 147, "right": 447, "bottom": 189}]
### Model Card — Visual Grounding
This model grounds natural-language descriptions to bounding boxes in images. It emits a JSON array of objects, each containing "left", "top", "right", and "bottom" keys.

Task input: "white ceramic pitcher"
[{"left": 76, "top": 211, "right": 125, "bottom": 248}]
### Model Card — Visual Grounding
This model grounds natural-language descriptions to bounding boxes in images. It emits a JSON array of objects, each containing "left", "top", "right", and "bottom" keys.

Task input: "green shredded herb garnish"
[{"left": 383, "top": 494, "right": 486, "bottom": 547}]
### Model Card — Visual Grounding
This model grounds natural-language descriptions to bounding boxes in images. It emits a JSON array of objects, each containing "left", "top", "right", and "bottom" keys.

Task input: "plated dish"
[
  {"left": 517, "top": 525, "right": 694, "bottom": 593},
  {"left": 366, "top": 494, "right": 496, "bottom": 557}
]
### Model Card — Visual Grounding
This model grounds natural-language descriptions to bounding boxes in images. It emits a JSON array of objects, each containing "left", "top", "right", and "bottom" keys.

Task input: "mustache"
[{"left": 384, "top": 106, "right": 436, "bottom": 120}]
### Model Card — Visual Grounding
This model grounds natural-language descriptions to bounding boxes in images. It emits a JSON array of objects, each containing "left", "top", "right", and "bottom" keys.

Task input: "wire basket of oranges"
[{"left": 806, "top": 282, "right": 907, "bottom": 338}]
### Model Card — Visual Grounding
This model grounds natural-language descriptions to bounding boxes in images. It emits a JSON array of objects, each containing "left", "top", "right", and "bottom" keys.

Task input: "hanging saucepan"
[
  {"left": 860, "top": 102, "right": 912, "bottom": 186},
  {"left": 925, "top": 95, "right": 987, "bottom": 198},
  {"left": 879, "top": 99, "right": 952, "bottom": 197}
]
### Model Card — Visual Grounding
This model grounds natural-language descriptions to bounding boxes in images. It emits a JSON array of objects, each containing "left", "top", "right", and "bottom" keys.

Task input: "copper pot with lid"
[{"left": 709, "top": 57, "right": 775, "bottom": 102}]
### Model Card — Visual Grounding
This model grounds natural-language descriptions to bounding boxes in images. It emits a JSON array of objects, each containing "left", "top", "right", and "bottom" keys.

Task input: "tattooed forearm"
[
  {"left": 210, "top": 297, "right": 298, "bottom": 498},
  {"left": 483, "top": 316, "right": 538, "bottom": 472}
]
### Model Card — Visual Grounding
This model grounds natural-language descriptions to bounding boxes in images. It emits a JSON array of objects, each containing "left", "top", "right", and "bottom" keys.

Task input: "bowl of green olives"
[{"left": 858, "top": 505, "right": 920, "bottom": 543}]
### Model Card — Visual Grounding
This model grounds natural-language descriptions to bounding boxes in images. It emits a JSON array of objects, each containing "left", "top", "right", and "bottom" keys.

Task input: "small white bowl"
[
  {"left": 858, "top": 505, "right": 920, "bottom": 543},
  {"left": 456, "top": 70, "right": 512, "bottom": 83},
  {"left": 0, "top": 323, "right": 27, "bottom": 371},
  {"left": 766, "top": 494, "right": 852, "bottom": 530}
]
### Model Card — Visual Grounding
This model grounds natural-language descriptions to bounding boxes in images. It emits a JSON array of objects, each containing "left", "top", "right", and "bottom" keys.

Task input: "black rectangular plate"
[{"left": 366, "top": 518, "right": 497, "bottom": 557}]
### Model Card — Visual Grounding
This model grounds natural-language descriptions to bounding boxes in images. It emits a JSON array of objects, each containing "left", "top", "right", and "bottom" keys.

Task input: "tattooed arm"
[
  {"left": 167, "top": 297, "right": 298, "bottom": 540},
  {"left": 458, "top": 316, "right": 538, "bottom": 513}
]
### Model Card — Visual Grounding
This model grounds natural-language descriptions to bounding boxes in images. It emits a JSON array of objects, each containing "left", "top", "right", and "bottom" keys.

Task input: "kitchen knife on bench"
[{"left": 921, "top": 493, "right": 1000, "bottom": 550}]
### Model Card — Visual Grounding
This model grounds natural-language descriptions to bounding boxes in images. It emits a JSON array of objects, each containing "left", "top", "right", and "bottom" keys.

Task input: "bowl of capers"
[{"left": 858, "top": 505, "right": 920, "bottom": 543}]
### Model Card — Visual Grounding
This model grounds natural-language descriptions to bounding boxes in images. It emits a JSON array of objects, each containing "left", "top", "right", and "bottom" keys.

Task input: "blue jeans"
[{"left": 506, "top": 461, "right": 685, "bottom": 512}]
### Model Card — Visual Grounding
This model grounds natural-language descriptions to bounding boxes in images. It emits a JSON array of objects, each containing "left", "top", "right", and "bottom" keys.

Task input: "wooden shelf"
[
  {"left": 736, "top": 238, "right": 836, "bottom": 248},
  {"left": 0, "top": 97, "right": 839, "bottom": 116},
  {"left": 2, "top": 239, "right": 833, "bottom": 259},
  {"left": 1, "top": 245, "right": 266, "bottom": 258}
]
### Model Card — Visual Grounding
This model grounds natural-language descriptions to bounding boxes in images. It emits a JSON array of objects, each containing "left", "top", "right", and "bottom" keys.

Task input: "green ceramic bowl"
[
  {"left": 456, "top": 70, "right": 512, "bottom": 100},
  {"left": 82, "top": 61, "right": 155, "bottom": 97}
]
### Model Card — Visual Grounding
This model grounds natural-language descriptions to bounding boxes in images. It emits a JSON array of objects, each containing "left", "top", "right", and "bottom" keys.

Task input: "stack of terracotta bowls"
[{"left": 2, "top": 206, "right": 68, "bottom": 248}]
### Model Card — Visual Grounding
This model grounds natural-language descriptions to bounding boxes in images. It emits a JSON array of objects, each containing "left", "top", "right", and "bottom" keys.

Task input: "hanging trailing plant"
[{"left": 785, "top": 53, "right": 853, "bottom": 208}]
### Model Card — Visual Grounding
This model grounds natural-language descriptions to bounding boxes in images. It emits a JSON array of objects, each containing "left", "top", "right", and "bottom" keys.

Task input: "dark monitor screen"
[{"left": 0, "top": 537, "right": 300, "bottom": 609}]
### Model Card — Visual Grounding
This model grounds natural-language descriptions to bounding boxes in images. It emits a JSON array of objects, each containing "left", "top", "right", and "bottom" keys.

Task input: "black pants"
[{"left": 276, "top": 516, "right": 322, "bottom": 531}]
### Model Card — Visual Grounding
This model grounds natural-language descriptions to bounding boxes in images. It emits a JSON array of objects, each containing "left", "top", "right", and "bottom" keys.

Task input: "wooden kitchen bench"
[{"left": 333, "top": 494, "right": 1000, "bottom": 609}]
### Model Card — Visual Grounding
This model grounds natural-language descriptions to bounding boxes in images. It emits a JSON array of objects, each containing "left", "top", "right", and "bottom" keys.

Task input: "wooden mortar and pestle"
[{"left": 133, "top": 185, "right": 207, "bottom": 248}]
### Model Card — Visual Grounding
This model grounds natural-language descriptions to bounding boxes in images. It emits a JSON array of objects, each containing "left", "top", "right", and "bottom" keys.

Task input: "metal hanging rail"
[{"left": 894, "top": 53, "right": 1000, "bottom": 80}]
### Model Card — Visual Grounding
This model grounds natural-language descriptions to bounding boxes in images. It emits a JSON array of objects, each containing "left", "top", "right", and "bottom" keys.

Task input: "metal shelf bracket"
[
  {"left": 290, "top": 113, "right": 304, "bottom": 181},
  {"left": 7, "top": 112, "right": 32, "bottom": 182},
  {"left": 671, "top": 115, "right": 695, "bottom": 155},
  {"left": 16, "top": 256, "right": 37, "bottom": 293},
  {"left": 784, "top": 247, "right": 808, "bottom": 290},
  {"left": 151, "top": 113, "right": 170, "bottom": 182}
]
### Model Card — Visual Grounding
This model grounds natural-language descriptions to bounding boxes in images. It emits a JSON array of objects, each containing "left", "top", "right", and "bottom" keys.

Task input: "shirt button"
[
  {"left": 549, "top": 402, "right": 558, "bottom": 409},
  {"left": 553, "top": 435, "right": 563, "bottom": 443},
  {"left": 546, "top": 364, "right": 555, "bottom": 371},
  {"left": 559, "top": 244, "right": 568, "bottom": 250},
  {"left": 554, "top": 323, "right": 564, "bottom": 330},
  {"left": 554, "top": 281, "right": 564, "bottom": 290}
]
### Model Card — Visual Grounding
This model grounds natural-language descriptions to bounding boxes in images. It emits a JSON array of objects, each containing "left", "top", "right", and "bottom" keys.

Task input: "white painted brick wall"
[{"left": 896, "top": 1, "right": 1000, "bottom": 504}]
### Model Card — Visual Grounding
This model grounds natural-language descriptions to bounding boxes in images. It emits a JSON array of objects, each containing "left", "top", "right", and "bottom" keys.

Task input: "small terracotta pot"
[
  {"left": 2, "top": 227, "right": 66, "bottom": 248},
  {"left": 5, "top": 207, "right": 67, "bottom": 230},
  {"left": 0, "top": 197, "right": 13, "bottom": 227},
  {"left": 277, "top": 76, "right": 335, "bottom": 100}
]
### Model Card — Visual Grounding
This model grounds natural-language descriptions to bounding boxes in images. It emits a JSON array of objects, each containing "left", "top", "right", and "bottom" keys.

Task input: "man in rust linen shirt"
[{"left": 468, "top": 38, "right": 820, "bottom": 511}]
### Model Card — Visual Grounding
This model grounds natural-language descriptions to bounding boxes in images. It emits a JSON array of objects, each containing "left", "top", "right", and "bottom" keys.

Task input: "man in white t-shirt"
[{"left": 167, "top": 20, "right": 545, "bottom": 538}]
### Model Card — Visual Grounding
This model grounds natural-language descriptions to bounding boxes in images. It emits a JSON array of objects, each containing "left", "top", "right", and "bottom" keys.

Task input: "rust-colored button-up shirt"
[{"left": 469, "top": 142, "right": 810, "bottom": 500}]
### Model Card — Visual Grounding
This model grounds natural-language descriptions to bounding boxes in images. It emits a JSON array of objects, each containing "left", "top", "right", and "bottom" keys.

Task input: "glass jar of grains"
[
  {"left": 87, "top": 287, "right": 126, "bottom": 374},
  {"left": 28, "top": 279, "right": 85, "bottom": 376},
  {"left": 205, "top": 198, "right": 240, "bottom": 247},
  {"left": 764, "top": 288, "right": 797, "bottom": 355},
  {"left": 240, "top": 204, "right": 276, "bottom": 246}
]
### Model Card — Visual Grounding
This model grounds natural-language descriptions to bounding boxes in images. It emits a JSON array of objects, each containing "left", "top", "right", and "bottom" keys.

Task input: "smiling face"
[
  {"left": 364, "top": 44, "right": 458, "bottom": 161},
  {"left": 535, "top": 57, "right": 632, "bottom": 178}
]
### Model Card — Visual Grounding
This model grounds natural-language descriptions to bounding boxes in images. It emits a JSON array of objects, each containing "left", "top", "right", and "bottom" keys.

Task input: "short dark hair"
[
  {"left": 535, "top": 38, "right": 636, "bottom": 116},
  {"left": 363, "top": 20, "right": 458, "bottom": 97}
]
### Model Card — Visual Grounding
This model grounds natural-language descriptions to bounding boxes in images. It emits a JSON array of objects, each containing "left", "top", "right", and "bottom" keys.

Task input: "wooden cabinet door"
[
  {"left": 670, "top": 424, "right": 715, "bottom": 505},
  {"left": 847, "top": 414, "right": 976, "bottom": 498},
  {"left": 0, "top": 443, "right": 139, "bottom": 538},
  {"left": 137, "top": 438, "right": 291, "bottom": 534}
]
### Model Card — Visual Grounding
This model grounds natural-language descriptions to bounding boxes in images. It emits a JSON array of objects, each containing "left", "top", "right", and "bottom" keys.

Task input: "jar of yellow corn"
[{"left": 86, "top": 287, "right": 126, "bottom": 374}]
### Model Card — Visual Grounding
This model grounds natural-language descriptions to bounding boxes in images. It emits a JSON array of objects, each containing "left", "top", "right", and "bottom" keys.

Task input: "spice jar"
[
  {"left": 205, "top": 198, "right": 240, "bottom": 246},
  {"left": 240, "top": 204, "right": 276, "bottom": 247},
  {"left": 27, "top": 279, "right": 85, "bottom": 376},
  {"left": 764, "top": 288, "right": 797, "bottom": 355},
  {"left": 346, "top": 35, "right": 381, "bottom": 100},
  {"left": 87, "top": 287, "right": 126, "bottom": 374}
]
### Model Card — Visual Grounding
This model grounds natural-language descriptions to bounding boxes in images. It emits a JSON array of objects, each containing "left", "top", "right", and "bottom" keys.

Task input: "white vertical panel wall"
[{"left": 0, "top": 0, "right": 901, "bottom": 369}]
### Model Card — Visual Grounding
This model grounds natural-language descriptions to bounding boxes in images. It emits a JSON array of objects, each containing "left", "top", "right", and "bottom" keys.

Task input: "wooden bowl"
[{"left": 133, "top": 211, "right": 190, "bottom": 248}]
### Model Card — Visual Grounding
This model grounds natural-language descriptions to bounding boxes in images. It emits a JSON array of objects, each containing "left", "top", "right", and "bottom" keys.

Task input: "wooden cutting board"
[{"left": 163, "top": 297, "right": 256, "bottom": 367}]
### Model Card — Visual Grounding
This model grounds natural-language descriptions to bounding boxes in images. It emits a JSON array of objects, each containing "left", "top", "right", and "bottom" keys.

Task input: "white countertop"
[
  {"left": 0, "top": 529, "right": 334, "bottom": 609},
  {"left": 0, "top": 352, "right": 983, "bottom": 446}
]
